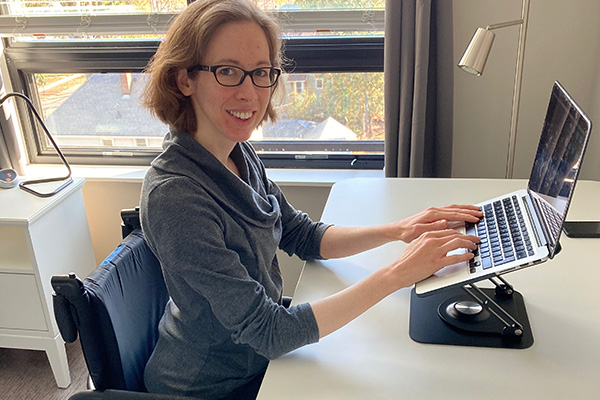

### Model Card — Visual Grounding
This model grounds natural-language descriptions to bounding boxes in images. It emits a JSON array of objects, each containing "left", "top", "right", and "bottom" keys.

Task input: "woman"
[{"left": 140, "top": 1, "right": 482, "bottom": 399}]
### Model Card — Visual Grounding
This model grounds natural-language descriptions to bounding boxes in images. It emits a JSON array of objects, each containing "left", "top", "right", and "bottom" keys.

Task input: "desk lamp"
[
  {"left": 457, "top": 0, "right": 530, "bottom": 179},
  {"left": 0, "top": 92, "right": 72, "bottom": 197}
]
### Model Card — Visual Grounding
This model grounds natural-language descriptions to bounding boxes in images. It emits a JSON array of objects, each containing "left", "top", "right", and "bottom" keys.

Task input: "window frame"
[{"left": 1, "top": 12, "right": 385, "bottom": 169}]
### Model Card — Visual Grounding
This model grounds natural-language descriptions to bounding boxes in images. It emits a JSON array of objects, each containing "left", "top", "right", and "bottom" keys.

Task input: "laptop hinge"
[{"left": 523, "top": 193, "right": 548, "bottom": 248}]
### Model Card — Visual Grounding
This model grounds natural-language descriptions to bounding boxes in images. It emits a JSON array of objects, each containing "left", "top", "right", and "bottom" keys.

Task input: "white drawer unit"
[{"left": 0, "top": 178, "right": 96, "bottom": 388}]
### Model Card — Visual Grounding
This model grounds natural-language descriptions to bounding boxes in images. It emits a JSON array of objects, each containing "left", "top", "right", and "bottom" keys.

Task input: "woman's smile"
[{"left": 228, "top": 110, "right": 254, "bottom": 121}]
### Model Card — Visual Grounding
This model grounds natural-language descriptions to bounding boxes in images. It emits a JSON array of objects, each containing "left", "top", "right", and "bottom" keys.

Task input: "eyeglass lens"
[{"left": 215, "top": 66, "right": 278, "bottom": 87}]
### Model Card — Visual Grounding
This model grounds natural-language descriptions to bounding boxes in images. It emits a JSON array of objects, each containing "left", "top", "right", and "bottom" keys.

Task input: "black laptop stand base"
[{"left": 409, "top": 277, "right": 534, "bottom": 349}]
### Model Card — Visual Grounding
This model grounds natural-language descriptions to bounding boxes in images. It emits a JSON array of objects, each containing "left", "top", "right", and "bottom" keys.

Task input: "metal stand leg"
[{"left": 462, "top": 279, "right": 524, "bottom": 338}]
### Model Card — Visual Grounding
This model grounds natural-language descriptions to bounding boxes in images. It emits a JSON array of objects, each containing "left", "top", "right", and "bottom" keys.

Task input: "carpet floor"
[{"left": 0, "top": 340, "right": 88, "bottom": 400}]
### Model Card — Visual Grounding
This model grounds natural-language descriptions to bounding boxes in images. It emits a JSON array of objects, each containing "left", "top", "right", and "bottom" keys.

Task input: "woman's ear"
[{"left": 176, "top": 69, "right": 194, "bottom": 96}]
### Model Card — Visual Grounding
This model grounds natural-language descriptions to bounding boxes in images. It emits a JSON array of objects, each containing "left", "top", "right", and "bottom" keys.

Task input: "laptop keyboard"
[
  {"left": 536, "top": 196, "right": 563, "bottom": 242},
  {"left": 466, "top": 196, "right": 535, "bottom": 274}
]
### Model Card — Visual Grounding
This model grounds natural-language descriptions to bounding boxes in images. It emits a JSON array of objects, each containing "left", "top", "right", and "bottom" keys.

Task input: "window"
[
  {"left": 0, "top": 1, "right": 384, "bottom": 169},
  {"left": 287, "top": 75, "right": 307, "bottom": 94},
  {"left": 315, "top": 78, "right": 324, "bottom": 90}
]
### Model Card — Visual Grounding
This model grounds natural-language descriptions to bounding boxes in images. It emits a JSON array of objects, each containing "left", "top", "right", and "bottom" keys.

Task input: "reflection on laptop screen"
[{"left": 528, "top": 82, "right": 591, "bottom": 255}]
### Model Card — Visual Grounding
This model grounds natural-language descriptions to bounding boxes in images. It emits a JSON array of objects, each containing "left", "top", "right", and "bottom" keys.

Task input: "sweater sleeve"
[
  {"left": 267, "top": 178, "right": 331, "bottom": 260},
  {"left": 142, "top": 178, "right": 320, "bottom": 360}
]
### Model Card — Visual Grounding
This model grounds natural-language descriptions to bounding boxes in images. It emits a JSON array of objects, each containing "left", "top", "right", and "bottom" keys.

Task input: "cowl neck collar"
[{"left": 152, "top": 129, "right": 280, "bottom": 228}]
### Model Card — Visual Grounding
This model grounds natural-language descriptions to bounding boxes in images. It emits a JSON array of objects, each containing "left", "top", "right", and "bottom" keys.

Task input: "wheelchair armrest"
[
  {"left": 121, "top": 207, "right": 141, "bottom": 238},
  {"left": 51, "top": 273, "right": 85, "bottom": 343}
]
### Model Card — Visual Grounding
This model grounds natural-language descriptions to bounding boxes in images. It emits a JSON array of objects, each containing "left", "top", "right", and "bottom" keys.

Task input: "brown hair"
[{"left": 142, "top": 0, "right": 282, "bottom": 134}]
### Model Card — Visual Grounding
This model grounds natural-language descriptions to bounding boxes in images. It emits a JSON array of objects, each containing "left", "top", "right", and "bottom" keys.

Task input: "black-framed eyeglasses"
[{"left": 187, "top": 64, "right": 282, "bottom": 88}]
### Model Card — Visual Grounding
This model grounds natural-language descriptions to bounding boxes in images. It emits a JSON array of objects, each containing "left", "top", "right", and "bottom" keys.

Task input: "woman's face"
[{"left": 178, "top": 21, "right": 272, "bottom": 151}]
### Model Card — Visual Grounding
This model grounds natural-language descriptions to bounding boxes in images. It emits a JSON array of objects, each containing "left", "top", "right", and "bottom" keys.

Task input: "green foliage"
[
  {"left": 278, "top": 72, "right": 384, "bottom": 140},
  {"left": 35, "top": 74, "right": 47, "bottom": 87}
]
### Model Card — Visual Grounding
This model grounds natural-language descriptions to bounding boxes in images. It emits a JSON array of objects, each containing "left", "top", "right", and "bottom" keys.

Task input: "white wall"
[{"left": 453, "top": 0, "right": 600, "bottom": 180}]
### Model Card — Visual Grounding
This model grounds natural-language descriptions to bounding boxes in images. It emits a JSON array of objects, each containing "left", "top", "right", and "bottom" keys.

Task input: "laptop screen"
[{"left": 528, "top": 81, "right": 592, "bottom": 256}]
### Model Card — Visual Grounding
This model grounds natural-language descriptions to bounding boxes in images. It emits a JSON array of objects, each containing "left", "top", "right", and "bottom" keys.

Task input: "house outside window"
[
  {"left": 0, "top": 0, "right": 384, "bottom": 169},
  {"left": 287, "top": 74, "right": 307, "bottom": 95}
]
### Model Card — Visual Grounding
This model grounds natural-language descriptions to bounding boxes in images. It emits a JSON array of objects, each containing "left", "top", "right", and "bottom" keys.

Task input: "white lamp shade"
[{"left": 458, "top": 27, "right": 496, "bottom": 76}]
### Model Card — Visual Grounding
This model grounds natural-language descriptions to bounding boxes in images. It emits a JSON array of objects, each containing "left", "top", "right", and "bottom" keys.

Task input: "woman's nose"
[{"left": 236, "top": 75, "right": 259, "bottom": 100}]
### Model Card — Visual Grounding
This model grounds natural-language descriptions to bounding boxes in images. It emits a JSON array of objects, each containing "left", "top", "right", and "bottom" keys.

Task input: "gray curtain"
[{"left": 384, "top": 0, "right": 454, "bottom": 177}]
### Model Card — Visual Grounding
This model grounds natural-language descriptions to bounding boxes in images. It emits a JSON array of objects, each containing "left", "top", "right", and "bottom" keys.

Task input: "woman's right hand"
[
  {"left": 385, "top": 229, "right": 480, "bottom": 289},
  {"left": 311, "top": 228, "right": 480, "bottom": 339}
]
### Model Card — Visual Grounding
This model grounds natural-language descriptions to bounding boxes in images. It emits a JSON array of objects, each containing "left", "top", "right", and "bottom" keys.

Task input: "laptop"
[{"left": 415, "top": 81, "right": 592, "bottom": 296}]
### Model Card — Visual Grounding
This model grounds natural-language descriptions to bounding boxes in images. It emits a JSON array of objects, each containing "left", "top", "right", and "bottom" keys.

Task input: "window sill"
[{"left": 24, "top": 164, "right": 384, "bottom": 187}]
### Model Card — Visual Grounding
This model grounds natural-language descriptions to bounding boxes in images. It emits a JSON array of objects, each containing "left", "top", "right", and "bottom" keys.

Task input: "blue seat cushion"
[{"left": 81, "top": 229, "right": 169, "bottom": 391}]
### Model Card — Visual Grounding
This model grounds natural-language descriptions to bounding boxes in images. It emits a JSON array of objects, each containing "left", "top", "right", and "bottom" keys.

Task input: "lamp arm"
[
  {"left": 487, "top": 19, "right": 523, "bottom": 31},
  {"left": 505, "top": 0, "right": 530, "bottom": 179},
  {"left": 0, "top": 92, "right": 73, "bottom": 197}
]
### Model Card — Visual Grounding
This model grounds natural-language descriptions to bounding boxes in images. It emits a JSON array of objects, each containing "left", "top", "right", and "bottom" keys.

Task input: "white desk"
[
  {"left": 259, "top": 178, "right": 600, "bottom": 400},
  {"left": 0, "top": 178, "right": 96, "bottom": 388}
]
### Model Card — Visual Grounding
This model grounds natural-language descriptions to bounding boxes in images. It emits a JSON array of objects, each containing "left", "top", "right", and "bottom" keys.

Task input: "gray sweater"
[{"left": 140, "top": 129, "right": 326, "bottom": 398}]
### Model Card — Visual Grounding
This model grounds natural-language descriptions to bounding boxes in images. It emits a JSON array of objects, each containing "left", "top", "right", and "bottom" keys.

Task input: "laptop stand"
[{"left": 409, "top": 275, "right": 534, "bottom": 349}]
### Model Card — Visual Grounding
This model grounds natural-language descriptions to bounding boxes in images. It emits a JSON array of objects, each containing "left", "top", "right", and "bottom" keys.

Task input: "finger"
[
  {"left": 446, "top": 220, "right": 466, "bottom": 230},
  {"left": 439, "top": 211, "right": 482, "bottom": 223},
  {"left": 419, "top": 230, "right": 481, "bottom": 246},
  {"left": 415, "top": 230, "right": 472, "bottom": 248},
  {"left": 414, "top": 220, "right": 448, "bottom": 235},
  {"left": 416, "top": 208, "right": 481, "bottom": 226},
  {"left": 444, "top": 204, "right": 483, "bottom": 211},
  {"left": 441, "top": 205, "right": 483, "bottom": 216},
  {"left": 466, "top": 234, "right": 481, "bottom": 243},
  {"left": 440, "top": 237, "right": 479, "bottom": 254},
  {"left": 449, "top": 233, "right": 481, "bottom": 244},
  {"left": 425, "top": 206, "right": 481, "bottom": 218},
  {"left": 444, "top": 251, "right": 475, "bottom": 265},
  {"left": 437, "top": 233, "right": 480, "bottom": 249},
  {"left": 419, "top": 228, "right": 459, "bottom": 239}
]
